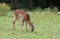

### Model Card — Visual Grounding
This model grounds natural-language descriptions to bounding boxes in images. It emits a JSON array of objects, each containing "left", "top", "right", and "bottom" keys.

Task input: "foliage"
[
  {"left": 51, "top": 6, "right": 58, "bottom": 12},
  {"left": 0, "top": 3, "right": 11, "bottom": 16},
  {"left": 43, "top": 7, "right": 58, "bottom": 13},
  {"left": 0, "top": 0, "right": 60, "bottom": 10},
  {"left": 32, "top": 7, "right": 43, "bottom": 12},
  {"left": 7, "top": 11, "right": 13, "bottom": 17},
  {"left": 31, "top": 7, "right": 58, "bottom": 13}
]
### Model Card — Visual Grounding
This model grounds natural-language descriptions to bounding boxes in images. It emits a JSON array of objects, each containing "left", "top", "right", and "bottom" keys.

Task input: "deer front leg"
[
  {"left": 21, "top": 19, "right": 24, "bottom": 30},
  {"left": 12, "top": 17, "right": 17, "bottom": 30},
  {"left": 25, "top": 21, "right": 27, "bottom": 31}
]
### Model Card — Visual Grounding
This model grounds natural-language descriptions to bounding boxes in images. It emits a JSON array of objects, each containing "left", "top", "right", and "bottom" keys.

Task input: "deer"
[{"left": 12, "top": 10, "right": 34, "bottom": 32}]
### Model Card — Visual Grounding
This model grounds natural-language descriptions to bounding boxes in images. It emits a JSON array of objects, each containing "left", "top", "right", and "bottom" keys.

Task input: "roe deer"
[{"left": 12, "top": 10, "right": 34, "bottom": 32}]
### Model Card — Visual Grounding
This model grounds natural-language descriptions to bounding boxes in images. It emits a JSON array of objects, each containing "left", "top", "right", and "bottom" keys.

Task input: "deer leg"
[
  {"left": 25, "top": 21, "right": 27, "bottom": 31},
  {"left": 12, "top": 17, "right": 17, "bottom": 30},
  {"left": 21, "top": 19, "right": 24, "bottom": 30}
]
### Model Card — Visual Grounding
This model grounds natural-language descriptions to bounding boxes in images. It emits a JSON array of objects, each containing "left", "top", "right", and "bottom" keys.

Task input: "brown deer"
[{"left": 12, "top": 10, "right": 34, "bottom": 32}]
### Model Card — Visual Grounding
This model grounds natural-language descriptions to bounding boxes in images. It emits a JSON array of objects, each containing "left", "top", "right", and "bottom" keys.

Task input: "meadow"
[{"left": 0, "top": 11, "right": 60, "bottom": 39}]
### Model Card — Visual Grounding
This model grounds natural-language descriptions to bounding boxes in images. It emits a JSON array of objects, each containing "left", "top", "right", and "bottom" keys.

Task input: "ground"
[{"left": 0, "top": 12, "right": 60, "bottom": 39}]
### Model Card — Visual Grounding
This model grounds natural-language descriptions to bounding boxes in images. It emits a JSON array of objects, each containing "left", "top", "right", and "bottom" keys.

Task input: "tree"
[{"left": 30, "top": 0, "right": 33, "bottom": 9}]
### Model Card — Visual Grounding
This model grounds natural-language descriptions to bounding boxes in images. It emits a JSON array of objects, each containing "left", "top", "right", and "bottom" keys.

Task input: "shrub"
[
  {"left": 32, "top": 7, "right": 43, "bottom": 12},
  {"left": 51, "top": 6, "right": 58, "bottom": 12},
  {"left": 7, "top": 11, "right": 13, "bottom": 17},
  {"left": 0, "top": 3, "right": 11, "bottom": 16},
  {"left": 44, "top": 7, "right": 58, "bottom": 13},
  {"left": 44, "top": 7, "right": 51, "bottom": 11}
]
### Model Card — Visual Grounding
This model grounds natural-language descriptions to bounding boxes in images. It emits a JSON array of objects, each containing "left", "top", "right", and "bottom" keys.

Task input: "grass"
[{"left": 0, "top": 12, "right": 60, "bottom": 39}]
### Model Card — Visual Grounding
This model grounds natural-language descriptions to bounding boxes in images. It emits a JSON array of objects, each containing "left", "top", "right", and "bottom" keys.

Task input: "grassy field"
[{"left": 0, "top": 12, "right": 60, "bottom": 39}]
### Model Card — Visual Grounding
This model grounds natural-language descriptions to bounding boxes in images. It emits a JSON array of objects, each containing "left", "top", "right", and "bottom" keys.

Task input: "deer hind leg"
[{"left": 12, "top": 17, "right": 17, "bottom": 30}]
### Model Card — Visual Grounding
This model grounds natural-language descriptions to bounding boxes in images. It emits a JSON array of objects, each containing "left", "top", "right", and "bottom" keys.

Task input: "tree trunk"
[
  {"left": 30, "top": 0, "right": 33, "bottom": 9},
  {"left": 50, "top": 0, "right": 54, "bottom": 9},
  {"left": 11, "top": 0, "right": 14, "bottom": 10}
]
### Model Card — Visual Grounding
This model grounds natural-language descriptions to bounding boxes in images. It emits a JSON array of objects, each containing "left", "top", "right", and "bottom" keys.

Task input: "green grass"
[{"left": 0, "top": 12, "right": 60, "bottom": 39}]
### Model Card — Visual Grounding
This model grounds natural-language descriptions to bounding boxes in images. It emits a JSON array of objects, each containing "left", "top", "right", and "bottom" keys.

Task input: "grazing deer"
[{"left": 12, "top": 10, "right": 34, "bottom": 32}]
